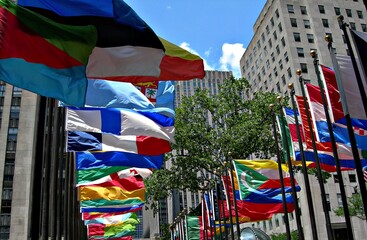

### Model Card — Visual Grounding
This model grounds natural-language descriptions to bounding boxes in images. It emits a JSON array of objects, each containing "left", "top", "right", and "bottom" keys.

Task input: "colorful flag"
[
  {"left": 66, "top": 107, "right": 175, "bottom": 143},
  {"left": 19, "top": 0, "right": 205, "bottom": 82},
  {"left": 133, "top": 81, "right": 175, "bottom": 110},
  {"left": 84, "top": 212, "right": 134, "bottom": 226},
  {"left": 77, "top": 167, "right": 152, "bottom": 187},
  {"left": 0, "top": 0, "right": 96, "bottom": 107},
  {"left": 79, "top": 176, "right": 146, "bottom": 208},
  {"left": 233, "top": 160, "right": 299, "bottom": 200},
  {"left": 67, "top": 131, "right": 171, "bottom": 155},
  {"left": 82, "top": 211, "right": 136, "bottom": 221},
  {"left": 81, "top": 204, "right": 144, "bottom": 214},
  {"left": 76, "top": 151, "right": 163, "bottom": 170},
  {"left": 186, "top": 216, "right": 200, "bottom": 240}
]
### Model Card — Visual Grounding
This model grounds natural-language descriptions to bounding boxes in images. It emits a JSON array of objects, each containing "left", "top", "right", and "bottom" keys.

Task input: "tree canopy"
[{"left": 145, "top": 76, "right": 280, "bottom": 213}]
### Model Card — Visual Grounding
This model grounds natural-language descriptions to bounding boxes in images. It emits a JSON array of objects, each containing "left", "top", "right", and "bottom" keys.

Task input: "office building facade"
[{"left": 239, "top": 0, "right": 367, "bottom": 239}]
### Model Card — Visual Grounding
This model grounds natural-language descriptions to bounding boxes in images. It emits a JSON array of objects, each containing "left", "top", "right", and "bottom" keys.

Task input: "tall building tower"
[
  {"left": 239, "top": 1, "right": 367, "bottom": 239},
  {"left": 161, "top": 70, "right": 232, "bottom": 228}
]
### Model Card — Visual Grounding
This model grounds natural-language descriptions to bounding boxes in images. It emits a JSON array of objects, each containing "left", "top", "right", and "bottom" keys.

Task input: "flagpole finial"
[
  {"left": 269, "top": 103, "right": 274, "bottom": 111},
  {"left": 325, "top": 35, "right": 332, "bottom": 43},
  {"left": 288, "top": 83, "right": 294, "bottom": 90},
  {"left": 337, "top": 15, "right": 344, "bottom": 23},
  {"left": 277, "top": 96, "right": 282, "bottom": 103},
  {"left": 296, "top": 69, "right": 302, "bottom": 76},
  {"left": 310, "top": 50, "right": 317, "bottom": 58}
]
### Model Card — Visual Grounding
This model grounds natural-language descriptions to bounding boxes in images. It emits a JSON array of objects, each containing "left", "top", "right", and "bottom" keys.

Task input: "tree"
[
  {"left": 145, "top": 76, "right": 279, "bottom": 213},
  {"left": 334, "top": 186, "right": 366, "bottom": 220}
]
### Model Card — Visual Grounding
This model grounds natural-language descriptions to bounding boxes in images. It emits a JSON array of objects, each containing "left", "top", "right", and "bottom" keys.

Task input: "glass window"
[
  {"left": 275, "top": 9, "right": 279, "bottom": 18},
  {"left": 266, "top": 60, "right": 270, "bottom": 69},
  {"left": 284, "top": 51, "right": 289, "bottom": 62},
  {"left": 300, "top": 63, "right": 308, "bottom": 73},
  {"left": 337, "top": 193, "right": 343, "bottom": 207},
  {"left": 322, "top": 19, "right": 329, "bottom": 28},
  {"left": 257, "top": 40, "right": 261, "bottom": 49},
  {"left": 273, "top": 67, "right": 278, "bottom": 77},
  {"left": 287, "top": 68, "right": 292, "bottom": 78},
  {"left": 266, "top": 25, "right": 270, "bottom": 35},
  {"left": 350, "top": 22, "right": 356, "bottom": 30},
  {"left": 261, "top": 32, "right": 265, "bottom": 43},
  {"left": 294, "top": 32, "right": 301, "bottom": 42},
  {"left": 335, "top": 7, "right": 341, "bottom": 15},
  {"left": 346, "top": 9, "right": 352, "bottom": 17},
  {"left": 270, "top": 17, "right": 274, "bottom": 27},
  {"left": 278, "top": 22, "right": 283, "bottom": 32},
  {"left": 318, "top": 5, "right": 325, "bottom": 14},
  {"left": 349, "top": 174, "right": 356, "bottom": 183},
  {"left": 357, "top": 10, "right": 363, "bottom": 19},
  {"left": 291, "top": 18, "right": 297, "bottom": 27},
  {"left": 307, "top": 34, "right": 314, "bottom": 43},
  {"left": 264, "top": 46, "right": 268, "bottom": 56},
  {"left": 273, "top": 31, "right": 278, "bottom": 40},
  {"left": 362, "top": 24, "right": 367, "bottom": 32},
  {"left": 268, "top": 38, "right": 272, "bottom": 48},
  {"left": 271, "top": 52, "right": 275, "bottom": 62},
  {"left": 279, "top": 59, "right": 283, "bottom": 70},
  {"left": 287, "top": 4, "right": 294, "bottom": 13},
  {"left": 304, "top": 19, "right": 311, "bottom": 29},
  {"left": 281, "top": 75, "right": 286, "bottom": 85},
  {"left": 300, "top": 6, "right": 307, "bottom": 15},
  {"left": 281, "top": 37, "right": 286, "bottom": 47}
]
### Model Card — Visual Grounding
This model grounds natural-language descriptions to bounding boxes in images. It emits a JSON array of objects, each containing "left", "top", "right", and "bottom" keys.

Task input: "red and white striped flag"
[{"left": 363, "top": 166, "right": 367, "bottom": 182}]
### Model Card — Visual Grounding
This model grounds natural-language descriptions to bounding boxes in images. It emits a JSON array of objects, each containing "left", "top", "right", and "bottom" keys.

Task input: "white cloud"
[
  {"left": 166, "top": 6, "right": 172, "bottom": 9},
  {"left": 219, "top": 43, "right": 246, "bottom": 78},
  {"left": 179, "top": 42, "right": 214, "bottom": 70}
]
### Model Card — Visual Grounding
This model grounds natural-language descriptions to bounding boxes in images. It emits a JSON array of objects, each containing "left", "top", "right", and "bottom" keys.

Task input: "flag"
[
  {"left": 84, "top": 212, "right": 134, "bottom": 226},
  {"left": 77, "top": 167, "right": 152, "bottom": 187},
  {"left": 79, "top": 176, "right": 146, "bottom": 208},
  {"left": 82, "top": 211, "right": 136, "bottom": 221},
  {"left": 66, "top": 107, "right": 175, "bottom": 143},
  {"left": 133, "top": 81, "right": 175, "bottom": 110},
  {"left": 76, "top": 151, "right": 163, "bottom": 170},
  {"left": 87, "top": 213, "right": 139, "bottom": 238},
  {"left": 19, "top": 0, "right": 205, "bottom": 82},
  {"left": 0, "top": 0, "right": 96, "bottom": 107},
  {"left": 363, "top": 166, "right": 367, "bottom": 182},
  {"left": 186, "top": 216, "right": 200, "bottom": 240},
  {"left": 233, "top": 160, "right": 299, "bottom": 200},
  {"left": 67, "top": 131, "right": 171, "bottom": 155},
  {"left": 81, "top": 204, "right": 144, "bottom": 214},
  {"left": 351, "top": 29, "right": 367, "bottom": 80}
]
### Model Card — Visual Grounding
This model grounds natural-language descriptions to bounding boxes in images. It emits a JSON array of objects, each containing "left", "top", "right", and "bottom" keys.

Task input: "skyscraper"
[{"left": 240, "top": 1, "right": 367, "bottom": 239}]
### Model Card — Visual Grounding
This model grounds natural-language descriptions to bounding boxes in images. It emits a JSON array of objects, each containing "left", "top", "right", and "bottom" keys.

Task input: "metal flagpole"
[
  {"left": 277, "top": 96, "right": 304, "bottom": 240},
  {"left": 311, "top": 50, "right": 354, "bottom": 239},
  {"left": 214, "top": 180, "right": 224, "bottom": 240},
  {"left": 218, "top": 178, "right": 229, "bottom": 240},
  {"left": 269, "top": 104, "right": 291, "bottom": 240},
  {"left": 227, "top": 155, "right": 241, "bottom": 240},
  {"left": 297, "top": 72, "right": 334, "bottom": 240},
  {"left": 56, "top": 106, "right": 65, "bottom": 240},
  {"left": 288, "top": 82, "right": 319, "bottom": 240}
]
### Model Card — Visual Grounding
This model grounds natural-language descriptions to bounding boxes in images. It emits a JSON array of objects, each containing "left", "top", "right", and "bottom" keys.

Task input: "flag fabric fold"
[{"left": 0, "top": 0, "right": 97, "bottom": 107}]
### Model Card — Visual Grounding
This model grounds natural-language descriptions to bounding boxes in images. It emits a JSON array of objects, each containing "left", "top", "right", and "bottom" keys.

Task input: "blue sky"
[{"left": 125, "top": 0, "right": 267, "bottom": 78}]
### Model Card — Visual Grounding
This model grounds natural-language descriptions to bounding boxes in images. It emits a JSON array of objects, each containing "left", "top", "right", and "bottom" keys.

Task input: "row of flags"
[
  {"left": 277, "top": 54, "right": 367, "bottom": 173},
  {"left": 177, "top": 160, "right": 300, "bottom": 240},
  {"left": 0, "top": 0, "right": 206, "bottom": 239}
]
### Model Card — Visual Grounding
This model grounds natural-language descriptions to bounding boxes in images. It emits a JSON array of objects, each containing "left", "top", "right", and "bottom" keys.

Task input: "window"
[
  {"left": 287, "top": 68, "right": 292, "bottom": 78},
  {"left": 322, "top": 19, "right": 329, "bottom": 28},
  {"left": 335, "top": 7, "right": 341, "bottom": 15},
  {"left": 275, "top": 9, "right": 279, "bottom": 18},
  {"left": 271, "top": 52, "right": 275, "bottom": 62},
  {"left": 266, "top": 25, "right": 270, "bottom": 35},
  {"left": 346, "top": 9, "right": 352, "bottom": 17},
  {"left": 276, "top": 82, "right": 280, "bottom": 92},
  {"left": 279, "top": 59, "right": 283, "bottom": 70},
  {"left": 304, "top": 19, "right": 311, "bottom": 29},
  {"left": 266, "top": 60, "right": 270, "bottom": 69},
  {"left": 264, "top": 46, "right": 268, "bottom": 56},
  {"left": 287, "top": 4, "right": 294, "bottom": 13},
  {"left": 268, "top": 38, "right": 272, "bottom": 48},
  {"left": 270, "top": 17, "right": 274, "bottom": 27},
  {"left": 337, "top": 193, "right": 343, "bottom": 207},
  {"left": 291, "top": 18, "right": 297, "bottom": 27},
  {"left": 362, "top": 24, "right": 367, "bottom": 32},
  {"left": 261, "top": 32, "right": 265, "bottom": 43},
  {"left": 268, "top": 73, "right": 272, "bottom": 82},
  {"left": 318, "top": 5, "right": 325, "bottom": 14},
  {"left": 269, "top": 220, "right": 273, "bottom": 230},
  {"left": 281, "top": 75, "right": 286, "bottom": 85},
  {"left": 273, "top": 67, "right": 278, "bottom": 77},
  {"left": 300, "top": 6, "right": 307, "bottom": 15},
  {"left": 350, "top": 22, "right": 356, "bottom": 30},
  {"left": 300, "top": 63, "right": 308, "bottom": 73},
  {"left": 273, "top": 31, "right": 278, "bottom": 40},
  {"left": 262, "top": 66, "right": 266, "bottom": 76},
  {"left": 326, "top": 194, "right": 331, "bottom": 211},
  {"left": 333, "top": 174, "right": 339, "bottom": 183},
  {"left": 294, "top": 32, "right": 301, "bottom": 42},
  {"left": 275, "top": 215, "right": 279, "bottom": 227},
  {"left": 307, "top": 34, "right": 314, "bottom": 43},
  {"left": 278, "top": 22, "right": 283, "bottom": 32},
  {"left": 357, "top": 10, "right": 363, "bottom": 19},
  {"left": 281, "top": 37, "right": 286, "bottom": 47},
  {"left": 257, "top": 40, "right": 261, "bottom": 49},
  {"left": 284, "top": 52, "right": 289, "bottom": 62},
  {"left": 349, "top": 174, "right": 356, "bottom": 183}
]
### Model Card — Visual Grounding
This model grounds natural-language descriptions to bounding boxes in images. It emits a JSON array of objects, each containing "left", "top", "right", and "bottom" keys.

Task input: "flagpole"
[
  {"left": 208, "top": 187, "right": 217, "bottom": 240},
  {"left": 297, "top": 72, "right": 334, "bottom": 240},
  {"left": 269, "top": 104, "right": 291, "bottom": 240},
  {"left": 288, "top": 83, "right": 319, "bottom": 240},
  {"left": 325, "top": 33, "right": 367, "bottom": 222},
  {"left": 338, "top": 16, "right": 367, "bottom": 117},
  {"left": 276, "top": 98, "right": 304, "bottom": 240},
  {"left": 227, "top": 155, "right": 241, "bottom": 240},
  {"left": 311, "top": 50, "right": 355, "bottom": 239},
  {"left": 222, "top": 167, "right": 235, "bottom": 240},
  {"left": 218, "top": 178, "right": 229, "bottom": 240},
  {"left": 214, "top": 179, "right": 224, "bottom": 240}
]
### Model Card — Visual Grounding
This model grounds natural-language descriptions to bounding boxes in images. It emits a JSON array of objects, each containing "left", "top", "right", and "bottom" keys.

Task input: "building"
[
  {"left": 161, "top": 70, "right": 233, "bottom": 229},
  {"left": 239, "top": 0, "right": 367, "bottom": 239}
]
